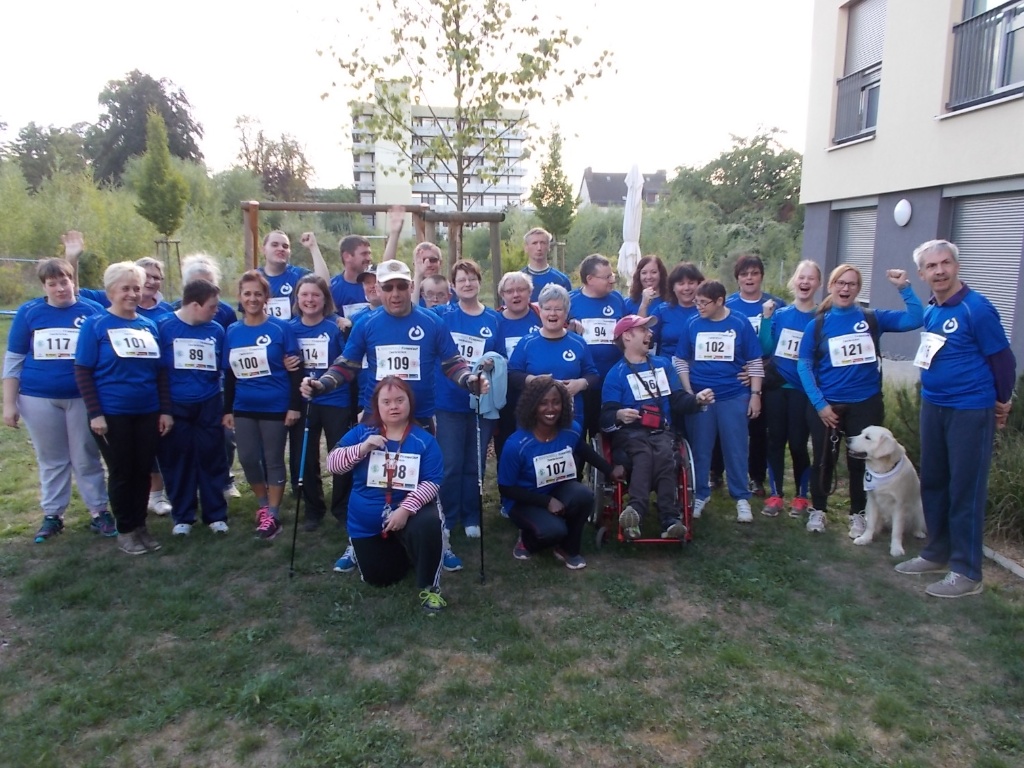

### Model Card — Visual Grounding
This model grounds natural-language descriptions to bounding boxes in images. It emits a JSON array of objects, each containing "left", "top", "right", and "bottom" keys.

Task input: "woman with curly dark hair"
[
  {"left": 625, "top": 255, "right": 668, "bottom": 317},
  {"left": 497, "top": 377, "right": 622, "bottom": 569}
]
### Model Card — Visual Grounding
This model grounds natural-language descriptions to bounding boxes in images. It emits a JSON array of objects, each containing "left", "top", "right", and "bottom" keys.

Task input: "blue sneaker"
[
  {"left": 333, "top": 544, "right": 357, "bottom": 573},
  {"left": 34, "top": 515, "right": 64, "bottom": 543},
  {"left": 442, "top": 548, "right": 463, "bottom": 572},
  {"left": 90, "top": 511, "right": 118, "bottom": 537}
]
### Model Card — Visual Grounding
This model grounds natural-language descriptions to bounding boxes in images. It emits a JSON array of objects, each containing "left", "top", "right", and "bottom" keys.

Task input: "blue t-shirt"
[
  {"left": 498, "top": 421, "right": 583, "bottom": 515},
  {"left": 7, "top": 297, "right": 102, "bottom": 399},
  {"left": 496, "top": 310, "right": 541, "bottom": 360},
  {"left": 157, "top": 313, "right": 224, "bottom": 404},
  {"left": 676, "top": 310, "right": 763, "bottom": 401},
  {"left": 342, "top": 306, "right": 461, "bottom": 420},
  {"left": 137, "top": 301, "right": 175, "bottom": 322},
  {"left": 350, "top": 307, "right": 381, "bottom": 410},
  {"left": 601, "top": 354, "right": 682, "bottom": 428},
  {"left": 78, "top": 288, "right": 111, "bottom": 308},
  {"left": 726, "top": 292, "right": 787, "bottom": 336},
  {"left": 920, "top": 286, "right": 1009, "bottom": 409},
  {"left": 652, "top": 302, "right": 699, "bottom": 359},
  {"left": 259, "top": 264, "right": 309, "bottom": 320},
  {"left": 330, "top": 274, "right": 371, "bottom": 320},
  {"left": 624, "top": 295, "right": 665, "bottom": 316},
  {"left": 173, "top": 298, "right": 237, "bottom": 331},
  {"left": 289, "top": 316, "right": 349, "bottom": 408},
  {"left": 435, "top": 304, "right": 501, "bottom": 413},
  {"left": 222, "top": 317, "right": 299, "bottom": 414},
  {"left": 338, "top": 422, "right": 444, "bottom": 539},
  {"left": 796, "top": 286, "right": 923, "bottom": 409},
  {"left": 569, "top": 289, "right": 626, "bottom": 375},
  {"left": 763, "top": 305, "right": 816, "bottom": 390},
  {"left": 75, "top": 312, "right": 162, "bottom": 415},
  {"left": 523, "top": 266, "right": 571, "bottom": 302},
  {"left": 507, "top": 330, "right": 597, "bottom": 420}
]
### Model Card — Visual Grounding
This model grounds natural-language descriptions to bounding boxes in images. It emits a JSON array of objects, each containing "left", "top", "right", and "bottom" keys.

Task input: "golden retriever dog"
[{"left": 846, "top": 426, "right": 927, "bottom": 557}]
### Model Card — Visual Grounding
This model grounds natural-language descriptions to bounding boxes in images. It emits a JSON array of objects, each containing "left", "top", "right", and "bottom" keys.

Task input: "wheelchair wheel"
[
  {"left": 677, "top": 438, "right": 697, "bottom": 542},
  {"left": 588, "top": 437, "right": 606, "bottom": 526},
  {"left": 595, "top": 525, "right": 610, "bottom": 548}
]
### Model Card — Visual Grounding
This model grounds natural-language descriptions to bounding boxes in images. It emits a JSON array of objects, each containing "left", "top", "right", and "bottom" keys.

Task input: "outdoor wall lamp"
[{"left": 893, "top": 198, "right": 912, "bottom": 227}]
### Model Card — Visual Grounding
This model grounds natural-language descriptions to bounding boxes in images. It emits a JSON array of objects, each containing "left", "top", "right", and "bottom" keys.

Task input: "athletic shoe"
[
  {"left": 420, "top": 587, "right": 447, "bottom": 614},
  {"left": 464, "top": 525, "right": 481, "bottom": 538},
  {"left": 172, "top": 523, "right": 192, "bottom": 536},
  {"left": 135, "top": 526, "right": 162, "bottom": 552},
  {"left": 90, "top": 511, "right": 118, "bottom": 537},
  {"left": 333, "top": 544, "right": 358, "bottom": 573},
  {"left": 618, "top": 505, "right": 641, "bottom": 540},
  {"left": 692, "top": 497, "right": 708, "bottom": 520},
  {"left": 254, "top": 505, "right": 270, "bottom": 524},
  {"left": 748, "top": 480, "right": 767, "bottom": 498},
  {"left": 118, "top": 530, "right": 148, "bottom": 556},
  {"left": 34, "top": 515, "right": 64, "bottom": 543},
  {"left": 762, "top": 495, "right": 785, "bottom": 517},
  {"left": 661, "top": 519, "right": 687, "bottom": 539},
  {"left": 553, "top": 547, "right": 587, "bottom": 570},
  {"left": 255, "top": 511, "right": 282, "bottom": 541},
  {"left": 512, "top": 535, "right": 531, "bottom": 560},
  {"left": 442, "top": 549, "right": 463, "bottom": 572},
  {"left": 848, "top": 513, "right": 867, "bottom": 540},
  {"left": 208, "top": 521, "right": 230, "bottom": 534},
  {"left": 894, "top": 556, "right": 948, "bottom": 575},
  {"left": 223, "top": 482, "right": 241, "bottom": 500},
  {"left": 302, "top": 518, "right": 322, "bottom": 532},
  {"left": 148, "top": 491, "right": 172, "bottom": 516},
  {"left": 925, "top": 572, "right": 983, "bottom": 598},
  {"left": 736, "top": 499, "right": 753, "bottom": 524},
  {"left": 789, "top": 497, "right": 810, "bottom": 518},
  {"left": 806, "top": 508, "right": 826, "bottom": 533}
]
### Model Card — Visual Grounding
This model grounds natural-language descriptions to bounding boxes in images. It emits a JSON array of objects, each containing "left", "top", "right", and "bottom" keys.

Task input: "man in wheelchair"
[{"left": 600, "top": 315, "right": 715, "bottom": 539}]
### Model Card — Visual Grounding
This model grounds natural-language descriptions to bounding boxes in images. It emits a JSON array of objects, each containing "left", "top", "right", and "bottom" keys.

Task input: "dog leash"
[{"left": 820, "top": 404, "right": 848, "bottom": 496}]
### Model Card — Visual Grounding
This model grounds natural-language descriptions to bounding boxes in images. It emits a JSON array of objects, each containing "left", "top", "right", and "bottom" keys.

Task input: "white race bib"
[
  {"left": 298, "top": 337, "right": 330, "bottom": 370},
  {"left": 626, "top": 367, "right": 672, "bottom": 401},
  {"left": 747, "top": 315, "right": 762, "bottom": 334},
  {"left": 342, "top": 302, "right": 370, "bottom": 319},
  {"left": 33, "top": 328, "right": 79, "bottom": 360},
  {"left": 913, "top": 331, "right": 946, "bottom": 370},
  {"left": 694, "top": 331, "right": 735, "bottom": 362},
  {"left": 266, "top": 297, "right": 292, "bottom": 320},
  {"left": 366, "top": 450, "right": 421, "bottom": 491},
  {"left": 533, "top": 447, "right": 577, "bottom": 488},
  {"left": 173, "top": 338, "right": 217, "bottom": 371},
  {"left": 108, "top": 328, "right": 159, "bottom": 359},
  {"left": 774, "top": 328, "right": 803, "bottom": 361},
  {"left": 504, "top": 336, "right": 522, "bottom": 358},
  {"left": 828, "top": 332, "right": 877, "bottom": 368},
  {"left": 580, "top": 318, "right": 616, "bottom": 345},
  {"left": 375, "top": 344, "right": 421, "bottom": 381},
  {"left": 229, "top": 345, "right": 271, "bottom": 379},
  {"left": 451, "top": 331, "right": 485, "bottom": 365}
]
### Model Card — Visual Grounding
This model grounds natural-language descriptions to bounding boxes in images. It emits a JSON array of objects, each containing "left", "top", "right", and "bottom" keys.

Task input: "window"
[
  {"left": 949, "top": 0, "right": 1024, "bottom": 109},
  {"left": 837, "top": 208, "right": 877, "bottom": 304},
  {"left": 834, "top": 0, "right": 887, "bottom": 144}
]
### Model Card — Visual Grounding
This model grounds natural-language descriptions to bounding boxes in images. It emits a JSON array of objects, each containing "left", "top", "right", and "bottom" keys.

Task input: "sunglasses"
[{"left": 381, "top": 281, "right": 411, "bottom": 292}]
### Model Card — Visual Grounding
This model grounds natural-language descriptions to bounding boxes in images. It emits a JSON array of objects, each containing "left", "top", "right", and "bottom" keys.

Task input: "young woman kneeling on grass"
[{"left": 326, "top": 377, "right": 447, "bottom": 614}]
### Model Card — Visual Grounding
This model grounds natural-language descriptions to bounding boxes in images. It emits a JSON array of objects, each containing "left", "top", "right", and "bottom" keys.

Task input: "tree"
[
  {"left": 6, "top": 122, "right": 88, "bottom": 191},
  {"left": 326, "top": 0, "right": 611, "bottom": 253},
  {"left": 529, "top": 130, "right": 576, "bottom": 240},
  {"left": 135, "top": 110, "right": 188, "bottom": 239},
  {"left": 235, "top": 116, "right": 313, "bottom": 201},
  {"left": 86, "top": 69, "right": 203, "bottom": 184}
]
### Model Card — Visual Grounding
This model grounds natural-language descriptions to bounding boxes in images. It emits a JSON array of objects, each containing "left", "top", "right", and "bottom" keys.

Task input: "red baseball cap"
[{"left": 613, "top": 314, "right": 658, "bottom": 339}]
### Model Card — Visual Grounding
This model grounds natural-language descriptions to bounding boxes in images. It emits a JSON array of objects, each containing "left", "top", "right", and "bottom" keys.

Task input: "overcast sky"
[{"left": 1, "top": 0, "right": 814, "bottom": 191}]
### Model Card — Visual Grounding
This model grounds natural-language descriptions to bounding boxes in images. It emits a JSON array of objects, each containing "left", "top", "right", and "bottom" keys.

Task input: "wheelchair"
[{"left": 589, "top": 431, "right": 696, "bottom": 547}]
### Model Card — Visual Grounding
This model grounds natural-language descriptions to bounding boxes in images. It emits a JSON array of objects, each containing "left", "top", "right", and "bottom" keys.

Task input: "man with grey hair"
[
  {"left": 522, "top": 227, "right": 571, "bottom": 301},
  {"left": 895, "top": 239, "right": 1015, "bottom": 598}
]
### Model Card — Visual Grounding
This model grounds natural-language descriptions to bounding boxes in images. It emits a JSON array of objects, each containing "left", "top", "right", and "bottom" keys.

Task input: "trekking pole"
[
  {"left": 476, "top": 381, "right": 486, "bottom": 584},
  {"left": 289, "top": 395, "right": 313, "bottom": 579}
]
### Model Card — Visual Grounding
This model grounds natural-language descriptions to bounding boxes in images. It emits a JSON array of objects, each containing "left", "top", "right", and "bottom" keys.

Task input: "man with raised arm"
[{"left": 260, "top": 230, "right": 330, "bottom": 321}]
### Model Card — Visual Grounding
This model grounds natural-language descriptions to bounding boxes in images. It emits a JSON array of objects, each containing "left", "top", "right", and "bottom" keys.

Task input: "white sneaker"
[
  {"left": 692, "top": 497, "right": 707, "bottom": 519},
  {"left": 148, "top": 491, "right": 172, "bottom": 516},
  {"left": 208, "top": 521, "right": 229, "bottom": 534},
  {"left": 464, "top": 525, "right": 481, "bottom": 538},
  {"left": 736, "top": 499, "right": 753, "bottom": 524},
  {"left": 172, "top": 523, "right": 192, "bottom": 536},
  {"left": 848, "top": 513, "right": 867, "bottom": 539},
  {"left": 806, "top": 508, "right": 826, "bottom": 533},
  {"left": 223, "top": 482, "right": 241, "bottom": 500}
]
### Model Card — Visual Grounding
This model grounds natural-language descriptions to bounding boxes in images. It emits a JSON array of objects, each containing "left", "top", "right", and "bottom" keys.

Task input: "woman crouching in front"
[{"left": 326, "top": 376, "right": 447, "bottom": 614}]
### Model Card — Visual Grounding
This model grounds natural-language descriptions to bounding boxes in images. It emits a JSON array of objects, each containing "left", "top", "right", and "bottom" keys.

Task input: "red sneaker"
[
  {"left": 761, "top": 495, "right": 785, "bottom": 517},
  {"left": 789, "top": 497, "right": 810, "bottom": 518}
]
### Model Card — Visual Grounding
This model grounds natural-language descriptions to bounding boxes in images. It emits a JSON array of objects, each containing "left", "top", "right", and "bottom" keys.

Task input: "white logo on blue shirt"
[
  {"left": 562, "top": 350, "right": 577, "bottom": 362},
  {"left": 409, "top": 325, "right": 425, "bottom": 341},
  {"left": 256, "top": 334, "right": 272, "bottom": 346},
  {"left": 602, "top": 305, "right": 614, "bottom": 317},
  {"left": 480, "top": 327, "right": 493, "bottom": 338},
  {"left": 74, "top": 315, "right": 86, "bottom": 328},
  {"left": 853, "top": 320, "right": 869, "bottom": 333},
  {"left": 280, "top": 283, "right": 293, "bottom": 295},
  {"left": 942, "top": 318, "right": 959, "bottom": 334}
]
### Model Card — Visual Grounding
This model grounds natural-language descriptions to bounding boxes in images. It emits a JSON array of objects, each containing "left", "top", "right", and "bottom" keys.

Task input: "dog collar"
[{"left": 863, "top": 456, "right": 905, "bottom": 491}]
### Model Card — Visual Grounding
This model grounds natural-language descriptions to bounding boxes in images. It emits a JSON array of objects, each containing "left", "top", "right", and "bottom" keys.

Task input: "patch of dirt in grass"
[
  {"left": 348, "top": 657, "right": 404, "bottom": 684},
  {"left": 284, "top": 616, "right": 333, "bottom": 656},
  {"left": 625, "top": 729, "right": 708, "bottom": 766},
  {"left": 128, "top": 715, "right": 290, "bottom": 768}
]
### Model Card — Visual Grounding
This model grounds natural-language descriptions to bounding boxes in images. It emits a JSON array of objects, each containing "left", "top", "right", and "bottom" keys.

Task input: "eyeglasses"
[
  {"left": 695, "top": 299, "right": 716, "bottom": 309},
  {"left": 424, "top": 256, "right": 441, "bottom": 264},
  {"left": 502, "top": 286, "right": 529, "bottom": 295},
  {"left": 592, "top": 273, "right": 617, "bottom": 282},
  {"left": 834, "top": 280, "right": 859, "bottom": 290},
  {"left": 381, "top": 282, "right": 411, "bottom": 292}
]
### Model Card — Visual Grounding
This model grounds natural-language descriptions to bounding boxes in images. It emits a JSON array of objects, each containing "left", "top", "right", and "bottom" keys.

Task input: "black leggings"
[
  {"left": 807, "top": 392, "right": 884, "bottom": 514},
  {"left": 764, "top": 387, "right": 811, "bottom": 499},
  {"left": 351, "top": 502, "right": 443, "bottom": 589},
  {"left": 94, "top": 412, "right": 160, "bottom": 534},
  {"left": 508, "top": 480, "right": 593, "bottom": 557}
]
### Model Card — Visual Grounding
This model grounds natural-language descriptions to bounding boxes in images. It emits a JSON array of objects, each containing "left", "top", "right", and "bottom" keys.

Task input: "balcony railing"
[
  {"left": 948, "top": 0, "right": 1024, "bottom": 110},
  {"left": 834, "top": 64, "right": 881, "bottom": 144}
]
